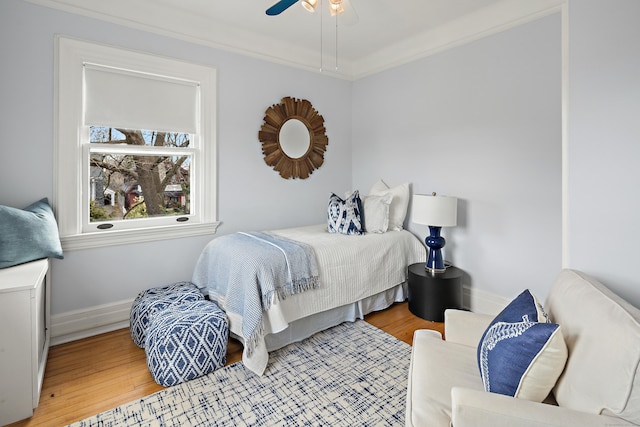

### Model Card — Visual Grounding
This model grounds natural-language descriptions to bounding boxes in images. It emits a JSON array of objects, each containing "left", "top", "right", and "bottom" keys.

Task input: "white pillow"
[
  {"left": 362, "top": 193, "right": 392, "bottom": 233},
  {"left": 368, "top": 180, "right": 410, "bottom": 231}
]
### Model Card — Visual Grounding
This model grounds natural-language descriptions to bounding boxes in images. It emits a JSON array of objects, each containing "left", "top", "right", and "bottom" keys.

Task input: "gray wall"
[
  {"left": 352, "top": 14, "right": 563, "bottom": 301},
  {"left": 566, "top": 0, "right": 640, "bottom": 305},
  {"left": 0, "top": 0, "right": 352, "bottom": 314},
  {"left": 2, "top": 0, "right": 640, "bottom": 321}
]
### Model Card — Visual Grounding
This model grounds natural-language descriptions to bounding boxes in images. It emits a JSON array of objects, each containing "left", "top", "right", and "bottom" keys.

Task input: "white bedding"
[
  {"left": 266, "top": 224, "right": 425, "bottom": 323},
  {"left": 200, "top": 224, "right": 425, "bottom": 375}
]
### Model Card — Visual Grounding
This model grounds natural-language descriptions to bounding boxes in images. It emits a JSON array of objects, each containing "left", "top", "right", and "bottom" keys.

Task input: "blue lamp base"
[{"left": 425, "top": 226, "right": 446, "bottom": 273}]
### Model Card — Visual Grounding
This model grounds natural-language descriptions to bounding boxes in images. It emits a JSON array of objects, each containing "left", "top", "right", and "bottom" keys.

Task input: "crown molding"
[
  {"left": 21, "top": 0, "right": 565, "bottom": 81},
  {"left": 352, "top": 0, "right": 565, "bottom": 79},
  {"left": 23, "top": 0, "right": 354, "bottom": 78}
]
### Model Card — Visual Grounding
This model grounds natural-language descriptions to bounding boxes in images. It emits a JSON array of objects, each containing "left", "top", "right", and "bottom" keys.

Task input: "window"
[
  {"left": 56, "top": 37, "right": 217, "bottom": 250},
  {"left": 88, "top": 127, "right": 193, "bottom": 227}
]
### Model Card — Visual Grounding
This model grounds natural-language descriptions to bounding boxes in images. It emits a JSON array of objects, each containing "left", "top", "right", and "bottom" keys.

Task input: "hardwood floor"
[{"left": 8, "top": 302, "right": 442, "bottom": 427}]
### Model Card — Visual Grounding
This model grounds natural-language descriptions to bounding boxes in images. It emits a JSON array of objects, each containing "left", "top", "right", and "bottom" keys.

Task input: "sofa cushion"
[
  {"left": 406, "top": 330, "right": 484, "bottom": 427},
  {"left": 546, "top": 270, "right": 640, "bottom": 424}
]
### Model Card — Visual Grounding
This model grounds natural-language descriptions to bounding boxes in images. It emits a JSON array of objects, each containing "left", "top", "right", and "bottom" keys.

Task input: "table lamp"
[{"left": 412, "top": 193, "right": 457, "bottom": 273}]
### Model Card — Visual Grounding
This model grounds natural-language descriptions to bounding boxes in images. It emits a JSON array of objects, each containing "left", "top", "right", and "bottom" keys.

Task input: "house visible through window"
[
  {"left": 56, "top": 37, "right": 218, "bottom": 250},
  {"left": 88, "top": 127, "right": 193, "bottom": 224}
]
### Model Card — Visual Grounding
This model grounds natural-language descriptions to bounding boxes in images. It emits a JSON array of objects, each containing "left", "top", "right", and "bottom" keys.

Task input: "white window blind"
[
  {"left": 83, "top": 64, "right": 199, "bottom": 134},
  {"left": 56, "top": 36, "right": 219, "bottom": 250}
]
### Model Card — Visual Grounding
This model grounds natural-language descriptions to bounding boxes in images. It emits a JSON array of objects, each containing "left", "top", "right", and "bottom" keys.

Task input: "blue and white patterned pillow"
[
  {"left": 477, "top": 290, "right": 568, "bottom": 402},
  {"left": 477, "top": 289, "right": 548, "bottom": 356},
  {"left": 327, "top": 191, "right": 364, "bottom": 235}
]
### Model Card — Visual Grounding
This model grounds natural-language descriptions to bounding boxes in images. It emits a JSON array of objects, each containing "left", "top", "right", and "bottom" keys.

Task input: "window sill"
[{"left": 60, "top": 221, "right": 220, "bottom": 251}]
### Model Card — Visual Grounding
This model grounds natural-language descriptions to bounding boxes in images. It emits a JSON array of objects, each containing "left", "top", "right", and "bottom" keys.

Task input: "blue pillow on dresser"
[
  {"left": 477, "top": 289, "right": 568, "bottom": 402},
  {"left": 0, "top": 198, "right": 64, "bottom": 269},
  {"left": 327, "top": 191, "right": 364, "bottom": 235}
]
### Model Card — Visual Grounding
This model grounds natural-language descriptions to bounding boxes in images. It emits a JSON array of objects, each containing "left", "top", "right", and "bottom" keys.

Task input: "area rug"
[{"left": 69, "top": 320, "right": 411, "bottom": 426}]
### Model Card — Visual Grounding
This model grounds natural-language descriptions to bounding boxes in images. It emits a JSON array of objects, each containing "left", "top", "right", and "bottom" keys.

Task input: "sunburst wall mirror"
[{"left": 258, "top": 96, "right": 329, "bottom": 179}]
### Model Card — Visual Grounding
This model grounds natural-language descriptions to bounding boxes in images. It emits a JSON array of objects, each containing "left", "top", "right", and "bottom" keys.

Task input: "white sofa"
[{"left": 406, "top": 269, "right": 640, "bottom": 427}]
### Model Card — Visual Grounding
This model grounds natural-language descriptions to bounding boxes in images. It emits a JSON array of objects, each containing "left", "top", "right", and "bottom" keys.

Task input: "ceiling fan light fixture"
[
  {"left": 301, "top": 0, "right": 318, "bottom": 13},
  {"left": 329, "top": 0, "right": 344, "bottom": 16}
]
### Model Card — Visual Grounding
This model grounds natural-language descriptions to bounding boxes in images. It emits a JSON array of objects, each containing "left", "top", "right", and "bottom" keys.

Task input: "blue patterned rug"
[{"left": 69, "top": 320, "right": 411, "bottom": 426}]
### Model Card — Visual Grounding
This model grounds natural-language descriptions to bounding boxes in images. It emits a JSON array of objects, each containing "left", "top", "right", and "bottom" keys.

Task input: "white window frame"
[{"left": 55, "top": 36, "right": 218, "bottom": 251}]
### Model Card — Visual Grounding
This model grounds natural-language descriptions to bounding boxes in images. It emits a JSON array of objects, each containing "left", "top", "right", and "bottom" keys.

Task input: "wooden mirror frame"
[{"left": 258, "top": 96, "right": 329, "bottom": 179}]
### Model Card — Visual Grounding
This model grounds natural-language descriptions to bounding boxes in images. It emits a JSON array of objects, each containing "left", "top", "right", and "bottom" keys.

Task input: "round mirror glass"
[{"left": 279, "top": 119, "right": 311, "bottom": 159}]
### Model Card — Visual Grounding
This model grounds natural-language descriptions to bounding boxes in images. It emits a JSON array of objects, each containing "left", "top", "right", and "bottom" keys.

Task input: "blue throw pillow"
[
  {"left": 477, "top": 289, "right": 568, "bottom": 402},
  {"left": 0, "top": 198, "right": 64, "bottom": 269},
  {"left": 327, "top": 191, "right": 364, "bottom": 235},
  {"left": 478, "top": 319, "right": 567, "bottom": 401},
  {"left": 477, "top": 289, "right": 548, "bottom": 361}
]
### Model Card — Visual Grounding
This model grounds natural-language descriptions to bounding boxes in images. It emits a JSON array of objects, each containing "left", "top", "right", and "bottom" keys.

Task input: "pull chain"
[
  {"left": 335, "top": 10, "right": 338, "bottom": 70},
  {"left": 320, "top": 0, "right": 323, "bottom": 72}
]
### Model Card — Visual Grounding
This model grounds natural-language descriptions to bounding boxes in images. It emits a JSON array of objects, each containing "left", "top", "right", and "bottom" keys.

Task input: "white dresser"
[{"left": 0, "top": 259, "right": 50, "bottom": 426}]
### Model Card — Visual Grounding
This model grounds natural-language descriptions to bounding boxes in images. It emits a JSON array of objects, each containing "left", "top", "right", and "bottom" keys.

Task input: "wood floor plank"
[{"left": 7, "top": 301, "right": 440, "bottom": 426}]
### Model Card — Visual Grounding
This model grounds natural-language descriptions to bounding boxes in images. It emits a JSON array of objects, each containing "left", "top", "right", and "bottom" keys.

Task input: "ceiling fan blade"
[{"left": 266, "top": 0, "right": 299, "bottom": 16}]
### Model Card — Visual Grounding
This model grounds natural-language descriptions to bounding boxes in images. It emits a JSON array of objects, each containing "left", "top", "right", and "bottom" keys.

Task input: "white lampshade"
[{"left": 412, "top": 194, "right": 457, "bottom": 227}]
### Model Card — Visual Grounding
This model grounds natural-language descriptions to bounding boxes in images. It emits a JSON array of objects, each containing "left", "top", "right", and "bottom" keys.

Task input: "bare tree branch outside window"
[{"left": 89, "top": 127, "right": 191, "bottom": 222}]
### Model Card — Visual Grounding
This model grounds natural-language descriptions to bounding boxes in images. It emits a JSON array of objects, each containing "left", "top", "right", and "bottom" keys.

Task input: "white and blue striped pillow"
[{"left": 327, "top": 191, "right": 364, "bottom": 235}]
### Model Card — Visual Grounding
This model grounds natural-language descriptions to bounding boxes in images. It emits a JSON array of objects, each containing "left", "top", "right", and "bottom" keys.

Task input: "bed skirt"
[{"left": 226, "top": 282, "right": 408, "bottom": 354}]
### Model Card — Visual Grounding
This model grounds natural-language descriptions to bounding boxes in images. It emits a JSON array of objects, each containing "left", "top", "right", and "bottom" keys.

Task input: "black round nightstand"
[{"left": 407, "top": 263, "right": 463, "bottom": 322}]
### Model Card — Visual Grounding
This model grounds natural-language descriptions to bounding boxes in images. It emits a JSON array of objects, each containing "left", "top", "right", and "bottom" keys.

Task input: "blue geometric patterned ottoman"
[
  {"left": 129, "top": 281, "right": 204, "bottom": 348},
  {"left": 144, "top": 300, "right": 228, "bottom": 387}
]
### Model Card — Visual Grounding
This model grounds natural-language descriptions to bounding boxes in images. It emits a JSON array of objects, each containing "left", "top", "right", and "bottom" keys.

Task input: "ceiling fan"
[
  {"left": 266, "top": 0, "right": 357, "bottom": 71},
  {"left": 266, "top": 0, "right": 357, "bottom": 23}
]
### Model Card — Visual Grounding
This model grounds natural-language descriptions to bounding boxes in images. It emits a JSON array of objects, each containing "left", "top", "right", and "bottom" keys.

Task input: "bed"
[{"left": 192, "top": 223, "right": 426, "bottom": 375}]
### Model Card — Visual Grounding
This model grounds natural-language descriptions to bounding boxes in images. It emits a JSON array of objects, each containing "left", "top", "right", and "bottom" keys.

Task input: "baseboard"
[
  {"left": 463, "top": 285, "right": 510, "bottom": 315},
  {"left": 50, "top": 298, "right": 133, "bottom": 346},
  {"left": 49, "top": 287, "right": 509, "bottom": 346}
]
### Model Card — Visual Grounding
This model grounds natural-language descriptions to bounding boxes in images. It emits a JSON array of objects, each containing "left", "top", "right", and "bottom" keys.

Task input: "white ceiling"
[{"left": 24, "top": 0, "right": 565, "bottom": 79}]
